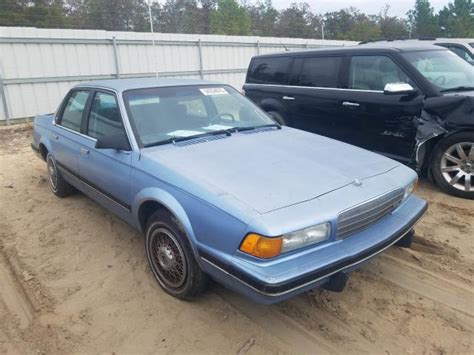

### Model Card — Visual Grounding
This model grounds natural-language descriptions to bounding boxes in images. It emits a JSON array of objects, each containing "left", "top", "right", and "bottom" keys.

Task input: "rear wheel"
[
  {"left": 145, "top": 210, "right": 208, "bottom": 300},
  {"left": 46, "top": 153, "right": 75, "bottom": 197},
  {"left": 266, "top": 111, "right": 287, "bottom": 126},
  {"left": 431, "top": 132, "right": 474, "bottom": 199}
]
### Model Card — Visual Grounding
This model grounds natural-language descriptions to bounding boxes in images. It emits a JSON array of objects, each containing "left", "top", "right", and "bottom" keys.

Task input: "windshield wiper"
[
  {"left": 144, "top": 129, "right": 232, "bottom": 148},
  {"left": 440, "top": 86, "right": 474, "bottom": 93},
  {"left": 234, "top": 123, "right": 282, "bottom": 132}
]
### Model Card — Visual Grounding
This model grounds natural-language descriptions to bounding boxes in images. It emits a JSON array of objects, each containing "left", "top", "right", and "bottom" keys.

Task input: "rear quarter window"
[{"left": 247, "top": 57, "right": 291, "bottom": 85}]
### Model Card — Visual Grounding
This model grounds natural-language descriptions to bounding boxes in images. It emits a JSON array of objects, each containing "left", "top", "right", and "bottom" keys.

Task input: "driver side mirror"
[
  {"left": 383, "top": 82, "right": 417, "bottom": 96},
  {"left": 95, "top": 134, "right": 131, "bottom": 151}
]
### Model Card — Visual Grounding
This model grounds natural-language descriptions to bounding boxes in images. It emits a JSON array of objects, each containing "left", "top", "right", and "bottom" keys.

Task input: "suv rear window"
[
  {"left": 247, "top": 57, "right": 291, "bottom": 85},
  {"left": 291, "top": 56, "right": 342, "bottom": 88}
]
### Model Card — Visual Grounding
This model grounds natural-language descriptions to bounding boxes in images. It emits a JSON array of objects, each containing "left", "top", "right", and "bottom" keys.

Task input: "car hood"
[{"left": 144, "top": 127, "right": 400, "bottom": 214}]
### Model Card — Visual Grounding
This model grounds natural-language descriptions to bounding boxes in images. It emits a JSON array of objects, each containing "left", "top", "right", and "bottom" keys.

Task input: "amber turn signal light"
[{"left": 239, "top": 233, "right": 282, "bottom": 259}]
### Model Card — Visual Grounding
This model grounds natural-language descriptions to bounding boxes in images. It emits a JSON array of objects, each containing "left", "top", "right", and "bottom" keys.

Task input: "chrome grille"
[{"left": 337, "top": 188, "right": 405, "bottom": 239}]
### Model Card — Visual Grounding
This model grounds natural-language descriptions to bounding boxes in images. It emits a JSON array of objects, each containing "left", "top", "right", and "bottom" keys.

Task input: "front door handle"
[
  {"left": 342, "top": 101, "right": 360, "bottom": 107},
  {"left": 80, "top": 147, "right": 89, "bottom": 155},
  {"left": 53, "top": 134, "right": 59, "bottom": 140},
  {"left": 282, "top": 96, "right": 295, "bottom": 101}
]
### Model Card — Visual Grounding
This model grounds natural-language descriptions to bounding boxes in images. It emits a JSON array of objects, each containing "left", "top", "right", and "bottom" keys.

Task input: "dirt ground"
[{"left": 0, "top": 125, "right": 473, "bottom": 354}]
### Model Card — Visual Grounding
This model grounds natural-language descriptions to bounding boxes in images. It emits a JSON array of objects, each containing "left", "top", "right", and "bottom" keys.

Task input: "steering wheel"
[
  {"left": 210, "top": 112, "right": 236, "bottom": 124},
  {"left": 434, "top": 75, "right": 446, "bottom": 86}
]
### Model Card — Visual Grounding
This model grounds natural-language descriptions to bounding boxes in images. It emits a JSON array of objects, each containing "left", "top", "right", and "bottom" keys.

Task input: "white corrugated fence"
[{"left": 0, "top": 26, "right": 356, "bottom": 123}]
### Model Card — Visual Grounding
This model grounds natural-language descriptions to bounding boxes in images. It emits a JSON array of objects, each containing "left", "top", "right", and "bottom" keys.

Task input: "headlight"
[
  {"left": 239, "top": 222, "right": 330, "bottom": 259},
  {"left": 403, "top": 178, "right": 418, "bottom": 201}
]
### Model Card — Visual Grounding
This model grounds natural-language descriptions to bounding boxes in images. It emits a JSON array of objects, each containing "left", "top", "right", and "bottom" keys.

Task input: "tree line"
[{"left": 0, "top": 0, "right": 473, "bottom": 41}]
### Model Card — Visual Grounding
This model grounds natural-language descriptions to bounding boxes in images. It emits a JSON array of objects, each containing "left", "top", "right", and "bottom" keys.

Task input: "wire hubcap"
[
  {"left": 47, "top": 156, "right": 58, "bottom": 191},
  {"left": 150, "top": 228, "right": 186, "bottom": 288},
  {"left": 440, "top": 142, "right": 473, "bottom": 192}
]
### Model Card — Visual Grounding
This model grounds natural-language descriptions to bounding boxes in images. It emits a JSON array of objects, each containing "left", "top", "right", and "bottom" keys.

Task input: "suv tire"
[
  {"left": 267, "top": 111, "right": 287, "bottom": 125},
  {"left": 431, "top": 132, "right": 474, "bottom": 199}
]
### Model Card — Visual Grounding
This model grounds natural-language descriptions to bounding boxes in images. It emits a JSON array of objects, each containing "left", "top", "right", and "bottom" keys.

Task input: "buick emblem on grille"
[{"left": 353, "top": 178, "right": 362, "bottom": 186}]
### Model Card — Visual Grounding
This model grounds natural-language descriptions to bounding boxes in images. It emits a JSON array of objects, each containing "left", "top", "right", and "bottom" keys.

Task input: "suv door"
[
  {"left": 339, "top": 54, "right": 424, "bottom": 162},
  {"left": 52, "top": 90, "right": 92, "bottom": 179},
  {"left": 244, "top": 56, "right": 292, "bottom": 124},
  {"left": 285, "top": 55, "right": 345, "bottom": 137},
  {"left": 78, "top": 90, "right": 132, "bottom": 214}
]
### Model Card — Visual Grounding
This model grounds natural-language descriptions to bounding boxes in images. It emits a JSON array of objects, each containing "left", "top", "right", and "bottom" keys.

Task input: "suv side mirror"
[
  {"left": 384, "top": 83, "right": 417, "bottom": 95},
  {"left": 95, "top": 134, "right": 131, "bottom": 151}
]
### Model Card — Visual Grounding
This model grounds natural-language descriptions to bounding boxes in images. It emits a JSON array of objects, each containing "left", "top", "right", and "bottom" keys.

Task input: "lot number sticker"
[{"left": 199, "top": 87, "right": 228, "bottom": 96}]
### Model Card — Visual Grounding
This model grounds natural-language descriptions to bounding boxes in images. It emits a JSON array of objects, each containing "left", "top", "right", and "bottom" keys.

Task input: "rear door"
[
  {"left": 284, "top": 55, "right": 346, "bottom": 137},
  {"left": 51, "top": 89, "right": 91, "bottom": 178},
  {"left": 337, "top": 54, "right": 424, "bottom": 161},
  {"left": 243, "top": 56, "right": 292, "bottom": 121},
  {"left": 77, "top": 90, "right": 133, "bottom": 213}
]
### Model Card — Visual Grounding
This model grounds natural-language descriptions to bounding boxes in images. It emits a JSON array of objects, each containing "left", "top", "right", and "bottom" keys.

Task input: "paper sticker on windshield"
[
  {"left": 167, "top": 130, "right": 202, "bottom": 137},
  {"left": 200, "top": 87, "right": 228, "bottom": 96},
  {"left": 203, "top": 124, "right": 232, "bottom": 130}
]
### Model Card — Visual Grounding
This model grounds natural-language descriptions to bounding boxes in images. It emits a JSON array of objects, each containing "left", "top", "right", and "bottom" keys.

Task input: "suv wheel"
[
  {"left": 267, "top": 111, "right": 287, "bottom": 125},
  {"left": 431, "top": 132, "right": 474, "bottom": 199},
  {"left": 145, "top": 210, "right": 208, "bottom": 300}
]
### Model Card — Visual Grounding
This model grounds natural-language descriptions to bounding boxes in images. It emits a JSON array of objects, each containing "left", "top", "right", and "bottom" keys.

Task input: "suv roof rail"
[{"left": 359, "top": 37, "right": 439, "bottom": 45}]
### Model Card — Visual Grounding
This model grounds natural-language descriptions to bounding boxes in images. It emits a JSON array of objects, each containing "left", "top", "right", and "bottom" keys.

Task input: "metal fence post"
[
  {"left": 0, "top": 72, "right": 11, "bottom": 125},
  {"left": 112, "top": 36, "right": 121, "bottom": 79},
  {"left": 198, "top": 39, "right": 204, "bottom": 79},
  {"left": 256, "top": 40, "right": 260, "bottom": 55}
]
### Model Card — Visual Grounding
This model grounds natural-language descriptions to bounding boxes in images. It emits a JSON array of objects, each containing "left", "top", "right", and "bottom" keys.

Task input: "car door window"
[
  {"left": 87, "top": 92, "right": 127, "bottom": 139},
  {"left": 444, "top": 45, "right": 473, "bottom": 62},
  {"left": 349, "top": 56, "right": 414, "bottom": 91},
  {"left": 247, "top": 57, "right": 291, "bottom": 84},
  {"left": 59, "top": 90, "right": 90, "bottom": 132},
  {"left": 292, "top": 56, "right": 342, "bottom": 88}
]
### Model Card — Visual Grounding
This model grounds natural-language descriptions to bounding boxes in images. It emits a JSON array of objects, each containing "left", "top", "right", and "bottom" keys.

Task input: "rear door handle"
[
  {"left": 342, "top": 101, "right": 360, "bottom": 107},
  {"left": 80, "top": 147, "right": 89, "bottom": 155},
  {"left": 282, "top": 96, "right": 295, "bottom": 101}
]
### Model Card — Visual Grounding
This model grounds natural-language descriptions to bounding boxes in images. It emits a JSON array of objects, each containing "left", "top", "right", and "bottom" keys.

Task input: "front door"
[
  {"left": 77, "top": 90, "right": 132, "bottom": 215},
  {"left": 338, "top": 55, "right": 424, "bottom": 162}
]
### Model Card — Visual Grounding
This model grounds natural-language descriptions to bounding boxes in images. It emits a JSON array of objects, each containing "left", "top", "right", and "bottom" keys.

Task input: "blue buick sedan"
[{"left": 32, "top": 78, "right": 427, "bottom": 304}]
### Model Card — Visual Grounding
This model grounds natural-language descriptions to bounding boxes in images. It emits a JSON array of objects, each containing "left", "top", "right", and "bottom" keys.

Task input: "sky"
[{"left": 271, "top": 0, "right": 449, "bottom": 17}]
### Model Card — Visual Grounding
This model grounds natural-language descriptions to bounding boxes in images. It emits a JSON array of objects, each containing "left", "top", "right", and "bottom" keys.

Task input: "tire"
[
  {"left": 431, "top": 132, "right": 474, "bottom": 199},
  {"left": 145, "top": 210, "right": 208, "bottom": 300},
  {"left": 46, "top": 153, "right": 75, "bottom": 197},
  {"left": 395, "top": 229, "right": 414, "bottom": 248},
  {"left": 267, "top": 111, "right": 287, "bottom": 126}
]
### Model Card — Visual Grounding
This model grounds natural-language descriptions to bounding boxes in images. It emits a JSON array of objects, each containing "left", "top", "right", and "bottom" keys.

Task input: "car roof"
[
  {"left": 251, "top": 43, "right": 446, "bottom": 58},
  {"left": 75, "top": 78, "right": 220, "bottom": 92}
]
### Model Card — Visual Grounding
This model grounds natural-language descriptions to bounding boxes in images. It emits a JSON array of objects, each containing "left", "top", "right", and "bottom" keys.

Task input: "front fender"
[{"left": 132, "top": 187, "right": 196, "bottom": 243}]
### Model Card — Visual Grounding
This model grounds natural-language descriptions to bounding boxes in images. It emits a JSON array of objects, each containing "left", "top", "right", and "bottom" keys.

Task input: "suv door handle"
[
  {"left": 80, "top": 147, "right": 89, "bottom": 155},
  {"left": 282, "top": 96, "right": 295, "bottom": 100},
  {"left": 342, "top": 101, "right": 360, "bottom": 107}
]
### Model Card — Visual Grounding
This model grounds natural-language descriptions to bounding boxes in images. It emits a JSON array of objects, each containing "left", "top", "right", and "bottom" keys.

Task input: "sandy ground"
[{"left": 0, "top": 126, "right": 473, "bottom": 354}]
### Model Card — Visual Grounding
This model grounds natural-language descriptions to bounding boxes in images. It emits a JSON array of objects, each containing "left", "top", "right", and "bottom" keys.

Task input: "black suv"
[{"left": 243, "top": 44, "right": 474, "bottom": 199}]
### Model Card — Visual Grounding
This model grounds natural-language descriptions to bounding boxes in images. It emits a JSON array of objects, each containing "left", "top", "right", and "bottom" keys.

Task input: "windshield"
[
  {"left": 402, "top": 50, "right": 474, "bottom": 91},
  {"left": 123, "top": 85, "right": 275, "bottom": 147}
]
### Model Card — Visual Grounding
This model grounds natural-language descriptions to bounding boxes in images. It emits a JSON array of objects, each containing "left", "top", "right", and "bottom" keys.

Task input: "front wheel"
[
  {"left": 431, "top": 132, "right": 474, "bottom": 199},
  {"left": 145, "top": 210, "right": 208, "bottom": 300}
]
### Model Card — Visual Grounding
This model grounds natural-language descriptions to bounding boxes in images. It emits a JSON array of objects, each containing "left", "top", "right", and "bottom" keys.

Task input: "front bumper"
[{"left": 199, "top": 195, "right": 428, "bottom": 304}]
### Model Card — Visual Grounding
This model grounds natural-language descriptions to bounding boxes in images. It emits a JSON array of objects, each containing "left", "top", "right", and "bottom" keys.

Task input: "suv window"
[
  {"left": 349, "top": 56, "right": 413, "bottom": 91},
  {"left": 440, "top": 45, "right": 473, "bottom": 62},
  {"left": 59, "top": 90, "right": 90, "bottom": 132},
  {"left": 87, "top": 92, "right": 126, "bottom": 139},
  {"left": 247, "top": 57, "right": 290, "bottom": 84},
  {"left": 292, "top": 56, "right": 342, "bottom": 88}
]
